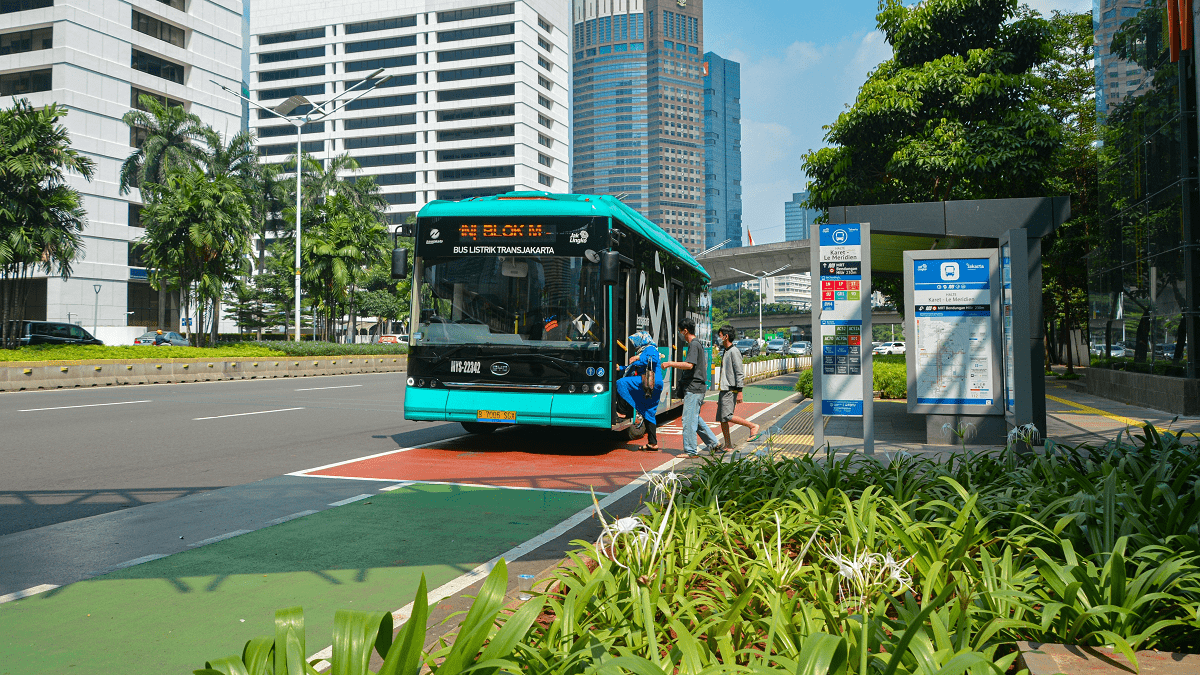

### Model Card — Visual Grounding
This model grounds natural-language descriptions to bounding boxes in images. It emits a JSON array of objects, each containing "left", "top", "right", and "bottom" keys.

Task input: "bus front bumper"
[{"left": 405, "top": 386, "right": 613, "bottom": 429}]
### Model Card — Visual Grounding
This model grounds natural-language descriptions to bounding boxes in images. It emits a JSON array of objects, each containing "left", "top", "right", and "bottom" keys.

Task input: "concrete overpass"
[{"left": 723, "top": 310, "right": 904, "bottom": 338}]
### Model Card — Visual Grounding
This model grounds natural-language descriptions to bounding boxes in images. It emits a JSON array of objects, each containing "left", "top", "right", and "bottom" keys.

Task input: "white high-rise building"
[
  {"left": 248, "top": 0, "right": 570, "bottom": 225},
  {"left": 1, "top": 0, "right": 244, "bottom": 336}
]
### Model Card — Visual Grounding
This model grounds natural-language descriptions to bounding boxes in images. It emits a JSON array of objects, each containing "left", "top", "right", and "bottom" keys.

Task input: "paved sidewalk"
[{"left": 740, "top": 373, "right": 1200, "bottom": 458}]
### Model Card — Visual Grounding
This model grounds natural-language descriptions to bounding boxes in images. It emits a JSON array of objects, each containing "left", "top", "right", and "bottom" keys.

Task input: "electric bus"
[{"left": 400, "top": 191, "right": 711, "bottom": 438}]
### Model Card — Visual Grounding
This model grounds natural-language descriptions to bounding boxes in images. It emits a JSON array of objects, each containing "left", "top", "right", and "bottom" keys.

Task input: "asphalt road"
[{"left": 0, "top": 372, "right": 462, "bottom": 537}]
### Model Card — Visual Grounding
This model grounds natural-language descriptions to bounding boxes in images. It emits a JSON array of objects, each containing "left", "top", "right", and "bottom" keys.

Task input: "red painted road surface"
[{"left": 302, "top": 401, "right": 771, "bottom": 492}]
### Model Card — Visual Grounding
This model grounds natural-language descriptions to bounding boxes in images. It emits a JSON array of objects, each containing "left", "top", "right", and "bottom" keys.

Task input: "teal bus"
[{"left": 401, "top": 191, "right": 711, "bottom": 437}]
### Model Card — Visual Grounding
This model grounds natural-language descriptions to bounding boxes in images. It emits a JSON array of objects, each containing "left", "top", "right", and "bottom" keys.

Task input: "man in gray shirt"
[
  {"left": 716, "top": 325, "right": 761, "bottom": 449},
  {"left": 663, "top": 317, "right": 721, "bottom": 456}
]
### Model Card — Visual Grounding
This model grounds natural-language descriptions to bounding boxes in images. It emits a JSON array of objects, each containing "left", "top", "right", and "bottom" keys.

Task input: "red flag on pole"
[{"left": 747, "top": 230, "right": 755, "bottom": 246}]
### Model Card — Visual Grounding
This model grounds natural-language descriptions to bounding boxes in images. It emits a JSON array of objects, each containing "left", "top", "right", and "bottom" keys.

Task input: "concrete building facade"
[
  {"left": 570, "top": 0, "right": 705, "bottom": 255},
  {"left": 248, "top": 0, "right": 571, "bottom": 225},
  {"left": 1, "top": 0, "right": 244, "bottom": 338},
  {"left": 702, "top": 50, "right": 739, "bottom": 251}
]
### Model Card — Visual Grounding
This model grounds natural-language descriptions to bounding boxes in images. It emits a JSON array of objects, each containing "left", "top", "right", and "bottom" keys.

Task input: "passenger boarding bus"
[{"left": 400, "top": 191, "right": 711, "bottom": 438}]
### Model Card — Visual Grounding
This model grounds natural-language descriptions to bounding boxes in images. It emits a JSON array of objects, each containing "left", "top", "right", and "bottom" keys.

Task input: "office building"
[
  {"left": 1094, "top": 0, "right": 1148, "bottom": 115},
  {"left": 784, "top": 190, "right": 820, "bottom": 242},
  {"left": 1, "top": 0, "right": 243, "bottom": 336},
  {"left": 703, "top": 50, "right": 740, "bottom": 251},
  {"left": 248, "top": 0, "right": 570, "bottom": 225},
  {"left": 571, "top": 0, "right": 705, "bottom": 254},
  {"left": 741, "top": 273, "right": 809, "bottom": 311}
]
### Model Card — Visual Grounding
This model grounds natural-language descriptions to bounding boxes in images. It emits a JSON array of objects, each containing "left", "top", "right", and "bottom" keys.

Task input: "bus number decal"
[{"left": 450, "top": 360, "right": 481, "bottom": 374}]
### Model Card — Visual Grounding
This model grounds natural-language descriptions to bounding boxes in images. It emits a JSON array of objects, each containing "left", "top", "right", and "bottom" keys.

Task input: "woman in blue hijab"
[{"left": 615, "top": 331, "right": 664, "bottom": 450}]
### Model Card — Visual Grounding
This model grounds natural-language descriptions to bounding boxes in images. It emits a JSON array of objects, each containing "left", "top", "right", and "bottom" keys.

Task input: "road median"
[{"left": 0, "top": 355, "right": 407, "bottom": 391}]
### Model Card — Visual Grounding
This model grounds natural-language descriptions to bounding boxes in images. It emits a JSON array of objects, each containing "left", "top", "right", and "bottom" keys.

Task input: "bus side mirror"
[
  {"left": 600, "top": 250, "right": 619, "bottom": 285},
  {"left": 391, "top": 248, "right": 409, "bottom": 279}
]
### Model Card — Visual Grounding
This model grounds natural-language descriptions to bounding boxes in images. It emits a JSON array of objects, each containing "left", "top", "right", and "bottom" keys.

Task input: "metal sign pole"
[{"left": 810, "top": 230, "right": 824, "bottom": 450}]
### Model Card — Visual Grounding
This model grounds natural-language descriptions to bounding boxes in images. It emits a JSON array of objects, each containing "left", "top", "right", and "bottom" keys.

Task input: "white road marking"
[
  {"left": 0, "top": 584, "right": 58, "bottom": 605},
  {"left": 287, "top": 433, "right": 470, "bottom": 475},
  {"left": 193, "top": 407, "right": 304, "bottom": 421},
  {"left": 92, "top": 553, "right": 170, "bottom": 576},
  {"left": 187, "top": 530, "right": 252, "bottom": 547},
  {"left": 265, "top": 510, "right": 319, "bottom": 526},
  {"left": 294, "top": 384, "right": 364, "bottom": 392},
  {"left": 308, "top": 452, "right": 684, "bottom": 671},
  {"left": 18, "top": 400, "right": 150, "bottom": 413},
  {"left": 327, "top": 494, "right": 373, "bottom": 507},
  {"left": 369, "top": 479, "right": 603, "bottom": 495}
]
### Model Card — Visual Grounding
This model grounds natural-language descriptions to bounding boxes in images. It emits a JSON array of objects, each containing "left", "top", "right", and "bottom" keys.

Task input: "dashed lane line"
[
  {"left": 0, "top": 584, "right": 58, "bottom": 605},
  {"left": 193, "top": 407, "right": 304, "bottom": 421},
  {"left": 294, "top": 384, "right": 363, "bottom": 392},
  {"left": 265, "top": 510, "right": 319, "bottom": 526},
  {"left": 327, "top": 494, "right": 373, "bottom": 507},
  {"left": 187, "top": 529, "right": 252, "bottom": 547},
  {"left": 17, "top": 400, "right": 151, "bottom": 413}
]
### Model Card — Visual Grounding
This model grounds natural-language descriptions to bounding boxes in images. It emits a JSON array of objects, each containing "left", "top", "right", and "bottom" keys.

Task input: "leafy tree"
[
  {"left": 0, "top": 100, "right": 96, "bottom": 348},
  {"left": 139, "top": 169, "right": 253, "bottom": 345},
  {"left": 119, "top": 95, "right": 207, "bottom": 194},
  {"left": 802, "top": 0, "right": 1060, "bottom": 208}
]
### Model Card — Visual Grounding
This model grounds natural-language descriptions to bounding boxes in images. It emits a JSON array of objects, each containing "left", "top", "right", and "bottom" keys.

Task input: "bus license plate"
[{"left": 476, "top": 410, "right": 516, "bottom": 423}]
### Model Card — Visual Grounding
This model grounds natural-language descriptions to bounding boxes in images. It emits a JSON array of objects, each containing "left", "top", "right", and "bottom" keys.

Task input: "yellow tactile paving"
[{"left": 1046, "top": 394, "right": 1144, "bottom": 427}]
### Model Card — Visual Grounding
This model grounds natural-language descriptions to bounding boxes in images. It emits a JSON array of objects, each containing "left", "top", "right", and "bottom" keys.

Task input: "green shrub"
[
  {"left": 229, "top": 340, "right": 409, "bottom": 356},
  {"left": 794, "top": 360, "right": 907, "bottom": 398},
  {"left": 0, "top": 343, "right": 285, "bottom": 362}
]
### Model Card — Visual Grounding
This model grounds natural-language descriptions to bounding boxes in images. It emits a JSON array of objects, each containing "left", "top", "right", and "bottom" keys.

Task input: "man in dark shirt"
[{"left": 663, "top": 317, "right": 721, "bottom": 456}]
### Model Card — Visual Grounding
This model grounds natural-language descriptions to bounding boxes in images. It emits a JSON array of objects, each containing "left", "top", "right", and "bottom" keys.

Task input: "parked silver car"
[
  {"left": 788, "top": 341, "right": 811, "bottom": 356},
  {"left": 134, "top": 330, "right": 190, "bottom": 346}
]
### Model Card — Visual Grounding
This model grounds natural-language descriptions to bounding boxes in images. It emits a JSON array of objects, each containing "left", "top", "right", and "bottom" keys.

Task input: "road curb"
[{"left": 0, "top": 356, "right": 408, "bottom": 392}]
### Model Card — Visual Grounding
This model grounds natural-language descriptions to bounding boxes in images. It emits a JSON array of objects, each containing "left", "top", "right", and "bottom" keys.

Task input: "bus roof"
[{"left": 417, "top": 191, "right": 709, "bottom": 280}]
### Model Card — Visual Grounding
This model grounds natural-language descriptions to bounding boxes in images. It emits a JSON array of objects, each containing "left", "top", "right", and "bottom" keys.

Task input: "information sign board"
[
  {"left": 903, "top": 249, "right": 1002, "bottom": 415},
  {"left": 1001, "top": 245, "right": 1015, "bottom": 414},
  {"left": 812, "top": 223, "right": 871, "bottom": 417}
]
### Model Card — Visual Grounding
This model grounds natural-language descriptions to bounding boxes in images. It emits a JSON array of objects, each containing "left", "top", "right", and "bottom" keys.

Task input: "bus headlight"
[
  {"left": 568, "top": 384, "right": 576, "bottom": 393},
  {"left": 593, "top": 383, "right": 604, "bottom": 393},
  {"left": 407, "top": 377, "right": 415, "bottom": 386},
  {"left": 417, "top": 379, "right": 425, "bottom": 387}
]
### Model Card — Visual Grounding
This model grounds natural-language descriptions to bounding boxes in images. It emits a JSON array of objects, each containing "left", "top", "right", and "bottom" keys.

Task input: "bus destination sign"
[
  {"left": 418, "top": 217, "right": 603, "bottom": 257},
  {"left": 456, "top": 223, "right": 557, "bottom": 243}
]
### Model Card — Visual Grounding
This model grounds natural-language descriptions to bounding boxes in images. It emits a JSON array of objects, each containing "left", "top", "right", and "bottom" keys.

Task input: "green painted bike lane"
[{"left": 0, "top": 484, "right": 592, "bottom": 675}]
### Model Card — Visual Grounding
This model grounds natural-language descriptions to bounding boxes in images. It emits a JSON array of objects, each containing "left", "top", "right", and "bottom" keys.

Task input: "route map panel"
[{"left": 910, "top": 257, "right": 996, "bottom": 408}]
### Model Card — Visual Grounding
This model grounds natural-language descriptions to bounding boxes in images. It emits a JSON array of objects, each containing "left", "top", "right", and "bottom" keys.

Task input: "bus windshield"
[{"left": 415, "top": 255, "right": 604, "bottom": 348}]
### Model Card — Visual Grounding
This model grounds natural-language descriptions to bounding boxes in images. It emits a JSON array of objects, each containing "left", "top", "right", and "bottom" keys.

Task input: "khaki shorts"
[{"left": 717, "top": 390, "right": 738, "bottom": 422}]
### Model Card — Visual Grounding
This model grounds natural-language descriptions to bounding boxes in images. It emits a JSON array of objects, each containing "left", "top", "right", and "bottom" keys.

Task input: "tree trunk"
[
  {"left": 211, "top": 295, "right": 219, "bottom": 345},
  {"left": 1172, "top": 322, "right": 1187, "bottom": 365},
  {"left": 1134, "top": 316, "right": 1151, "bottom": 363}
]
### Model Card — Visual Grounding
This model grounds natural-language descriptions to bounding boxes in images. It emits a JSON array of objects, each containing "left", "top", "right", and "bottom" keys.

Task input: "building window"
[
  {"left": 353, "top": 152, "right": 417, "bottom": 167},
  {"left": 437, "top": 124, "right": 514, "bottom": 142},
  {"left": 344, "top": 113, "right": 416, "bottom": 130},
  {"left": 537, "top": 74, "right": 552, "bottom": 90},
  {"left": 345, "top": 56, "right": 415, "bottom": 73},
  {"left": 537, "top": 94, "right": 552, "bottom": 109},
  {"left": 437, "top": 185, "right": 513, "bottom": 201},
  {"left": 436, "top": 103, "right": 513, "bottom": 122},
  {"left": 437, "top": 23, "right": 514, "bottom": 43},
  {"left": 537, "top": 113, "right": 552, "bottom": 129},
  {"left": 1, "top": 0, "right": 52, "bottom": 13},
  {"left": 0, "top": 26, "right": 51, "bottom": 55},
  {"left": 537, "top": 152, "right": 553, "bottom": 168},
  {"left": 131, "top": 49, "right": 184, "bottom": 84},
  {"left": 345, "top": 74, "right": 417, "bottom": 90},
  {"left": 537, "top": 133, "right": 553, "bottom": 148},
  {"left": 436, "top": 83, "right": 514, "bottom": 102},
  {"left": 346, "top": 93, "right": 417, "bottom": 111},
  {"left": 258, "top": 82, "right": 324, "bottom": 100},
  {"left": 257, "top": 121, "right": 323, "bottom": 137},
  {"left": 537, "top": 15, "right": 552, "bottom": 32},
  {"left": 437, "top": 144, "right": 514, "bottom": 161},
  {"left": 132, "top": 86, "right": 183, "bottom": 110},
  {"left": 259, "top": 140, "right": 323, "bottom": 156},
  {"left": 437, "top": 3, "right": 513, "bottom": 23},
  {"left": 437, "top": 43, "right": 514, "bottom": 62},
  {"left": 259, "top": 27, "right": 324, "bottom": 45},
  {"left": 383, "top": 192, "right": 417, "bottom": 204},
  {"left": 363, "top": 172, "right": 416, "bottom": 185},
  {"left": 345, "top": 16, "right": 416, "bottom": 34},
  {"left": 258, "top": 64, "right": 325, "bottom": 82},
  {"left": 258, "top": 46, "right": 324, "bottom": 64},
  {"left": 437, "top": 64, "right": 514, "bottom": 82},
  {"left": 345, "top": 34, "right": 416, "bottom": 53},
  {"left": 343, "top": 132, "right": 416, "bottom": 150},
  {"left": 537, "top": 55, "right": 551, "bottom": 71},
  {"left": 133, "top": 10, "right": 186, "bottom": 47},
  {"left": 437, "top": 165, "right": 515, "bottom": 181},
  {"left": 537, "top": 172, "right": 553, "bottom": 187},
  {"left": 538, "top": 36, "right": 551, "bottom": 52}
]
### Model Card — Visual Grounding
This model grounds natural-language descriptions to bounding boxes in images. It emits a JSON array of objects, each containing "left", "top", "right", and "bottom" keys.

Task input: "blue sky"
[{"left": 704, "top": 0, "right": 1092, "bottom": 244}]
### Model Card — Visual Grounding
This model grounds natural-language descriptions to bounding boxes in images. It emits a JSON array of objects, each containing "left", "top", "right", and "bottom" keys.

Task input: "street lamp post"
[
  {"left": 92, "top": 284, "right": 102, "bottom": 335},
  {"left": 730, "top": 265, "right": 790, "bottom": 342},
  {"left": 212, "top": 70, "right": 394, "bottom": 342}
]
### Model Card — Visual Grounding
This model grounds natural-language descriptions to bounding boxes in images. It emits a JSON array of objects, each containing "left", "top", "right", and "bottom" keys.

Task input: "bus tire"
[
  {"left": 627, "top": 414, "right": 646, "bottom": 440},
  {"left": 461, "top": 422, "right": 498, "bottom": 434}
]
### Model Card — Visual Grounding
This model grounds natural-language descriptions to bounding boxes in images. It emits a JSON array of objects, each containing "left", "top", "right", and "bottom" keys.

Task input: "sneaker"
[
  {"left": 684, "top": 448, "right": 701, "bottom": 457},
  {"left": 704, "top": 442, "right": 724, "bottom": 453}
]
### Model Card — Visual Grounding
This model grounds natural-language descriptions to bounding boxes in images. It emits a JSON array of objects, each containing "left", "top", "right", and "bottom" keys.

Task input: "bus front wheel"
[
  {"left": 461, "top": 422, "right": 499, "bottom": 434},
  {"left": 626, "top": 414, "right": 646, "bottom": 440}
]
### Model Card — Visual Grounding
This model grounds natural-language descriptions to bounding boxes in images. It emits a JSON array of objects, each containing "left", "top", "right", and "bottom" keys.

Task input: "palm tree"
[
  {"left": 119, "top": 94, "right": 207, "bottom": 194},
  {"left": 0, "top": 99, "right": 96, "bottom": 348}
]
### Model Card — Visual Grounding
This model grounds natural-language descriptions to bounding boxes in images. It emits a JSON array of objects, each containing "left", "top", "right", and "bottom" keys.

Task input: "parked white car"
[
  {"left": 874, "top": 341, "right": 906, "bottom": 355},
  {"left": 788, "top": 341, "right": 811, "bottom": 356}
]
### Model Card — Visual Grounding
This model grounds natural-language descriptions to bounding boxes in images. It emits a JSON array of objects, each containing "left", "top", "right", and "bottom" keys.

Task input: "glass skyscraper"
[
  {"left": 571, "top": 0, "right": 707, "bottom": 254},
  {"left": 703, "top": 51, "right": 741, "bottom": 251},
  {"left": 785, "top": 191, "right": 821, "bottom": 242}
]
